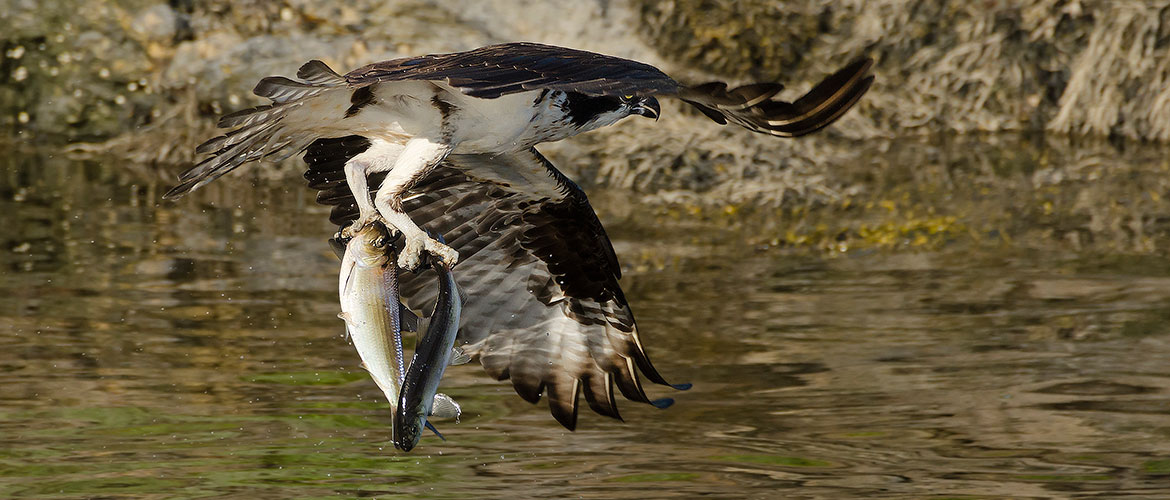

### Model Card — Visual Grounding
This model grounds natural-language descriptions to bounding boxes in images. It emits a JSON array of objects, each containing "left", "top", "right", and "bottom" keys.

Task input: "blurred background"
[{"left": 4, "top": 1, "right": 1170, "bottom": 498}]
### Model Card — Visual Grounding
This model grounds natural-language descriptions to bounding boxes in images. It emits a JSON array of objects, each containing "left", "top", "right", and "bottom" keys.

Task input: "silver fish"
[
  {"left": 337, "top": 223, "right": 410, "bottom": 412},
  {"left": 393, "top": 255, "right": 464, "bottom": 452},
  {"left": 335, "top": 224, "right": 466, "bottom": 441}
]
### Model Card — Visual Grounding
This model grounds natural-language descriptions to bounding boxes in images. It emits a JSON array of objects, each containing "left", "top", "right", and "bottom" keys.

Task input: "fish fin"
[
  {"left": 425, "top": 420, "right": 446, "bottom": 441},
  {"left": 327, "top": 236, "right": 346, "bottom": 260},
  {"left": 337, "top": 313, "right": 354, "bottom": 340},
  {"left": 336, "top": 313, "right": 353, "bottom": 340},
  {"left": 399, "top": 304, "right": 419, "bottom": 332},
  {"left": 448, "top": 347, "right": 472, "bottom": 366},
  {"left": 359, "top": 362, "right": 369, "bottom": 372},
  {"left": 430, "top": 393, "right": 462, "bottom": 421}
]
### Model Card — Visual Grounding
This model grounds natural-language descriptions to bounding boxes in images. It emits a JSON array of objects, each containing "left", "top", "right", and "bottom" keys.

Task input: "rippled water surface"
[{"left": 4, "top": 142, "right": 1170, "bottom": 499}]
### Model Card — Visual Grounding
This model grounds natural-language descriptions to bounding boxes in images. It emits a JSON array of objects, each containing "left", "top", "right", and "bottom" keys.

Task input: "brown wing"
[
  {"left": 345, "top": 42, "right": 680, "bottom": 99},
  {"left": 346, "top": 42, "right": 871, "bottom": 136},
  {"left": 304, "top": 138, "right": 689, "bottom": 430}
]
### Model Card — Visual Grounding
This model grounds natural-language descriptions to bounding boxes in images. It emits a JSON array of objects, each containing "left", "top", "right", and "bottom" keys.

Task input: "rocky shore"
[{"left": 4, "top": 0, "right": 1168, "bottom": 205}]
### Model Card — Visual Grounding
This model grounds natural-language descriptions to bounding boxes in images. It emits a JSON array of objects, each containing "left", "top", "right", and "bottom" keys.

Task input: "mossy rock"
[{"left": 635, "top": 0, "right": 826, "bottom": 79}]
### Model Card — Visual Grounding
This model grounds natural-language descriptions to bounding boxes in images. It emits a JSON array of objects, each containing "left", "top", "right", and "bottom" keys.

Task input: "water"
[{"left": 4, "top": 140, "right": 1170, "bottom": 499}]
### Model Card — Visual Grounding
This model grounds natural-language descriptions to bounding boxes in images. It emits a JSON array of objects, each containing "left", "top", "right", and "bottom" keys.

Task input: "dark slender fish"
[{"left": 394, "top": 256, "right": 463, "bottom": 452}]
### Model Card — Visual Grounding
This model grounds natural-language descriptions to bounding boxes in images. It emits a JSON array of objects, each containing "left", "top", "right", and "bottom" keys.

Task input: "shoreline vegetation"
[{"left": 8, "top": 133, "right": 1169, "bottom": 259}]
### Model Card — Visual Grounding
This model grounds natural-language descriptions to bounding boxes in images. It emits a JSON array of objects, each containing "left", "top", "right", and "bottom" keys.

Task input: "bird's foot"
[
  {"left": 340, "top": 212, "right": 387, "bottom": 239},
  {"left": 398, "top": 231, "right": 459, "bottom": 271}
]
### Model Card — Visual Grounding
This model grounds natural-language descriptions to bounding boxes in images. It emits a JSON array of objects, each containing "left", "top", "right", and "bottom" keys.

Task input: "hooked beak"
[{"left": 632, "top": 96, "right": 660, "bottom": 121}]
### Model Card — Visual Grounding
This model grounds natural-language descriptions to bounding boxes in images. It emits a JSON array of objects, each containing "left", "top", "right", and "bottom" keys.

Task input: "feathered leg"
[
  {"left": 372, "top": 137, "right": 459, "bottom": 270},
  {"left": 341, "top": 139, "right": 404, "bottom": 233}
]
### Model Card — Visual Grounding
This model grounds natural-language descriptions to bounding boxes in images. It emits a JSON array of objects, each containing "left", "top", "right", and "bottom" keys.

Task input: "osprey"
[{"left": 165, "top": 42, "right": 873, "bottom": 429}]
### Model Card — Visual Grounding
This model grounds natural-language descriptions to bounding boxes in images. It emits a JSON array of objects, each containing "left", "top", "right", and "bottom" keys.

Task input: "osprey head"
[
  {"left": 563, "top": 93, "right": 660, "bottom": 132},
  {"left": 629, "top": 95, "right": 660, "bottom": 120}
]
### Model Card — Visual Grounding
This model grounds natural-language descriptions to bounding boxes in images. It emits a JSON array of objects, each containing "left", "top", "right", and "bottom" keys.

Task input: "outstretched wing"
[
  {"left": 345, "top": 42, "right": 873, "bottom": 136},
  {"left": 304, "top": 137, "right": 688, "bottom": 430},
  {"left": 345, "top": 42, "right": 681, "bottom": 99}
]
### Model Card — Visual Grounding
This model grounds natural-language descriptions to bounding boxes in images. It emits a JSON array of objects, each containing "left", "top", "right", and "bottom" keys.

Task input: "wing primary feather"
[
  {"left": 611, "top": 357, "right": 653, "bottom": 404},
  {"left": 546, "top": 378, "right": 581, "bottom": 430},
  {"left": 512, "top": 377, "right": 545, "bottom": 404},
  {"left": 581, "top": 372, "right": 622, "bottom": 420},
  {"left": 677, "top": 56, "right": 873, "bottom": 137},
  {"left": 790, "top": 57, "right": 874, "bottom": 115},
  {"left": 296, "top": 59, "right": 346, "bottom": 86}
]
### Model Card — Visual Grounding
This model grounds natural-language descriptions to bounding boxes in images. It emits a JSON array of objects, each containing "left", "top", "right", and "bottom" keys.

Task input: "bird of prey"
[
  {"left": 164, "top": 42, "right": 873, "bottom": 272},
  {"left": 164, "top": 42, "right": 873, "bottom": 429}
]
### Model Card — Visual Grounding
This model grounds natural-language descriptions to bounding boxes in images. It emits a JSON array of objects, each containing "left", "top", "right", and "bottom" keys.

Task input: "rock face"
[
  {"left": 637, "top": 0, "right": 1170, "bottom": 141},
  {"left": 2, "top": 0, "right": 159, "bottom": 138},
  {"left": 638, "top": 0, "right": 825, "bottom": 80},
  {"left": 5, "top": 0, "right": 1170, "bottom": 201}
]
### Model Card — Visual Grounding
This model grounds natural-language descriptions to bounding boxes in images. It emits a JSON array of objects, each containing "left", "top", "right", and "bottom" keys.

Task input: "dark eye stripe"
[{"left": 563, "top": 92, "right": 623, "bottom": 126}]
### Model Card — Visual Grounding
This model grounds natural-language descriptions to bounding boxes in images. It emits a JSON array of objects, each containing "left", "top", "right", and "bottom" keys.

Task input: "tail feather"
[
  {"left": 217, "top": 104, "right": 284, "bottom": 129},
  {"left": 267, "top": 133, "right": 320, "bottom": 162},
  {"left": 298, "top": 59, "right": 346, "bottom": 86},
  {"left": 254, "top": 76, "right": 331, "bottom": 103},
  {"left": 167, "top": 60, "right": 349, "bottom": 200},
  {"left": 257, "top": 130, "right": 293, "bottom": 160},
  {"left": 164, "top": 144, "right": 254, "bottom": 199},
  {"left": 165, "top": 122, "right": 288, "bottom": 200},
  {"left": 195, "top": 119, "right": 279, "bottom": 155},
  {"left": 678, "top": 57, "right": 874, "bottom": 137}
]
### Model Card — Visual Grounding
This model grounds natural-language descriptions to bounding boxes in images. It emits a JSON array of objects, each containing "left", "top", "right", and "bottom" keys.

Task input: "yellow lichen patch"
[{"left": 856, "top": 215, "right": 965, "bottom": 250}]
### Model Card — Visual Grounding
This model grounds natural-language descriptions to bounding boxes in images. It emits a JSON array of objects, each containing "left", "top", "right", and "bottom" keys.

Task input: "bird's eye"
[{"left": 623, "top": 94, "right": 634, "bottom": 100}]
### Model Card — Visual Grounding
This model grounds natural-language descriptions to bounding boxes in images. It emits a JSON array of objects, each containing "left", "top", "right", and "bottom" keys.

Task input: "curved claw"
[
  {"left": 425, "top": 237, "right": 460, "bottom": 268},
  {"left": 398, "top": 234, "right": 459, "bottom": 272}
]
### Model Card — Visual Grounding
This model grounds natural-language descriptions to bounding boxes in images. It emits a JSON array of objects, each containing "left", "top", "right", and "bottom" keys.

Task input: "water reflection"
[{"left": 3, "top": 139, "right": 1170, "bottom": 498}]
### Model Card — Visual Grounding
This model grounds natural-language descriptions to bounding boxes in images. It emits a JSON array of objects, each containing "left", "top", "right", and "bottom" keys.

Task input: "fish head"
[
  {"left": 346, "top": 223, "right": 393, "bottom": 268},
  {"left": 393, "top": 408, "right": 426, "bottom": 452}
]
